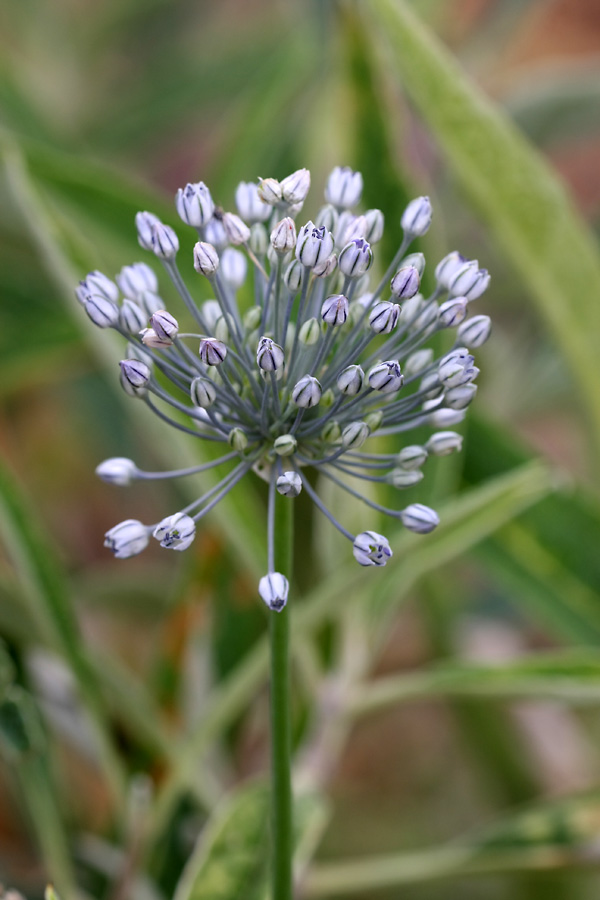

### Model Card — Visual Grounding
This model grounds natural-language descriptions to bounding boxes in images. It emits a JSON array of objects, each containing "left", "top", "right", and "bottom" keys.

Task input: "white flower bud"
[
  {"left": 153, "top": 512, "right": 196, "bottom": 551},
  {"left": 397, "top": 445, "right": 428, "bottom": 470},
  {"left": 259, "top": 571, "right": 289, "bottom": 611},
  {"left": 448, "top": 260, "right": 480, "bottom": 296},
  {"left": 435, "top": 251, "right": 466, "bottom": 289},
  {"left": 276, "top": 471, "right": 302, "bottom": 498},
  {"left": 204, "top": 217, "right": 228, "bottom": 250},
  {"left": 284, "top": 259, "right": 303, "bottom": 292},
  {"left": 315, "top": 204, "right": 338, "bottom": 232},
  {"left": 281, "top": 168, "right": 311, "bottom": 204},
  {"left": 457, "top": 315, "right": 492, "bottom": 348},
  {"left": 428, "top": 407, "right": 467, "bottom": 427},
  {"left": 193, "top": 242, "right": 220, "bottom": 276},
  {"left": 220, "top": 247, "right": 247, "bottom": 289},
  {"left": 313, "top": 254, "right": 338, "bottom": 277},
  {"left": 401, "top": 503, "right": 439, "bottom": 534},
  {"left": 95, "top": 457, "right": 138, "bottom": 486},
  {"left": 140, "top": 327, "right": 171, "bottom": 349},
  {"left": 249, "top": 223, "right": 268, "bottom": 255},
  {"left": 341, "top": 214, "right": 368, "bottom": 243},
  {"left": 222, "top": 212, "right": 250, "bottom": 245},
  {"left": 199, "top": 300, "right": 220, "bottom": 332},
  {"left": 175, "top": 182, "right": 215, "bottom": 227},
  {"left": 296, "top": 222, "right": 335, "bottom": 268},
  {"left": 369, "top": 301, "right": 400, "bottom": 334},
  {"left": 116, "top": 262, "right": 158, "bottom": 299},
  {"left": 425, "top": 431, "right": 463, "bottom": 456},
  {"left": 364, "top": 209, "right": 384, "bottom": 243},
  {"left": 119, "top": 299, "right": 147, "bottom": 334},
  {"left": 368, "top": 360, "right": 404, "bottom": 393},
  {"left": 342, "top": 421, "right": 370, "bottom": 449},
  {"left": 338, "top": 239, "right": 373, "bottom": 277},
  {"left": 135, "top": 211, "right": 162, "bottom": 251},
  {"left": 120, "top": 358, "right": 151, "bottom": 388},
  {"left": 445, "top": 383, "right": 477, "bottom": 409},
  {"left": 104, "top": 519, "right": 149, "bottom": 558},
  {"left": 257, "top": 177, "right": 283, "bottom": 205},
  {"left": 271, "top": 217, "right": 297, "bottom": 254},
  {"left": 228, "top": 428, "right": 248, "bottom": 451},
  {"left": 150, "top": 309, "right": 179, "bottom": 341},
  {"left": 151, "top": 223, "right": 179, "bottom": 259},
  {"left": 325, "top": 166, "right": 363, "bottom": 209},
  {"left": 438, "top": 297, "right": 468, "bottom": 328},
  {"left": 82, "top": 270, "right": 120, "bottom": 302},
  {"left": 390, "top": 265, "right": 420, "bottom": 299},
  {"left": 84, "top": 295, "right": 119, "bottom": 328},
  {"left": 257, "top": 336, "right": 285, "bottom": 372},
  {"left": 199, "top": 338, "right": 227, "bottom": 366},
  {"left": 120, "top": 369, "right": 147, "bottom": 399},
  {"left": 191, "top": 376, "right": 217, "bottom": 408},
  {"left": 274, "top": 434, "right": 297, "bottom": 456},
  {"left": 404, "top": 348, "right": 434, "bottom": 376},
  {"left": 388, "top": 468, "right": 424, "bottom": 488},
  {"left": 235, "top": 182, "right": 271, "bottom": 223},
  {"left": 299, "top": 317, "right": 321, "bottom": 345},
  {"left": 337, "top": 364, "right": 364, "bottom": 396},
  {"left": 292, "top": 375, "right": 322, "bottom": 408},
  {"left": 353, "top": 531, "right": 392, "bottom": 567},
  {"left": 401, "top": 196, "right": 432, "bottom": 237},
  {"left": 321, "top": 293, "right": 349, "bottom": 326}
]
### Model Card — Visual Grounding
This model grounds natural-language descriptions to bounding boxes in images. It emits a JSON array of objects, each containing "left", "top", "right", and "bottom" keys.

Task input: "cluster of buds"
[{"left": 78, "top": 166, "right": 490, "bottom": 611}]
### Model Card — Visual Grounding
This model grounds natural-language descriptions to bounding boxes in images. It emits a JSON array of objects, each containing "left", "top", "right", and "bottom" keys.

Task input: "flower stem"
[{"left": 270, "top": 492, "right": 294, "bottom": 900}]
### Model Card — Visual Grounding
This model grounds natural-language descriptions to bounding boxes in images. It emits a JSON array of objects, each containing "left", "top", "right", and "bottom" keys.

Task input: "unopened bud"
[
  {"left": 243, "top": 305, "right": 262, "bottom": 331},
  {"left": 235, "top": 181, "right": 271, "bottom": 223},
  {"left": 274, "top": 434, "right": 297, "bottom": 456},
  {"left": 364, "top": 208, "right": 384, "bottom": 243},
  {"left": 258, "top": 571, "right": 289, "bottom": 611},
  {"left": 325, "top": 166, "right": 363, "bottom": 209},
  {"left": 191, "top": 376, "right": 217, "bottom": 408},
  {"left": 276, "top": 471, "right": 302, "bottom": 498},
  {"left": 321, "top": 293, "right": 349, "bottom": 326},
  {"left": 281, "top": 168, "right": 311, "bottom": 204},
  {"left": 364, "top": 410, "right": 383, "bottom": 432},
  {"left": 175, "top": 182, "right": 215, "bottom": 227},
  {"left": 404, "top": 348, "right": 434, "bottom": 376},
  {"left": 271, "top": 217, "right": 297, "bottom": 254},
  {"left": 151, "top": 223, "right": 179, "bottom": 259},
  {"left": 342, "top": 421, "right": 370, "bottom": 449},
  {"left": 315, "top": 204, "right": 338, "bottom": 232},
  {"left": 257, "top": 177, "right": 283, "bottom": 205},
  {"left": 338, "top": 239, "right": 373, "bottom": 277},
  {"left": 313, "top": 254, "right": 338, "bottom": 277},
  {"left": 151, "top": 309, "right": 179, "bottom": 341},
  {"left": 219, "top": 247, "right": 247, "bottom": 289},
  {"left": 193, "top": 242, "right": 220, "bottom": 276},
  {"left": 337, "top": 364, "right": 364, "bottom": 396},
  {"left": 249, "top": 223, "right": 268, "bottom": 255},
  {"left": 119, "top": 299, "right": 147, "bottom": 334},
  {"left": 228, "top": 428, "right": 248, "bottom": 451},
  {"left": 204, "top": 217, "right": 228, "bottom": 250},
  {"left": 199, "top": 337, "right": 227, "bottom": 366},
  {"left": 401, "top": 196, "right": 432, "bottom": 237},
  {"left": 445, "top": 383, "right": 477, "bottom": 409},
  {"left": 428, "top": 407, "right": 467, "bottom": 427},
  {"left": 391, "top": 265, "right": 420, "bottom": 299},
  {"left": 368, "top": 360, "right": 403, "bottom": 393},
  {"left": 401, "top": 503, "right": 439, "bottom": 534},
  {"left": 120, "top": 358, "right": 151, "bottom": 388},
  {"left": 397, "top": 445, "right": 428, "bottom": 470},
  {"left": 257, "top": 336, "right": 285, "bottom": 372},
  {"left": 369, "top": 301, "right": 400, "bottom": 334},
  {"left": 104, "top": 519, "right": 149, "bottom": 558},
  {"left": 117, "top": 262, "right": 157, "bottom": 299},
  {"left": 435, "top": 251, "right": 467, "bottom": 289},
  {"left": 438, "top": 297, "right": 468, "bottom": 328},
  {"left": 96, "top": 457, "right": 138, "bottom": 486},
  {"left": 292, "top": 375, "right": 322, "bottom": 408},
  {"left": 135, "top": 211, "right": 161, "bottom": 251},
  {"left": 285, "top": 259, "right": 304, "bottom": 292},
  {"left": 80, "top": 270, "right": 119, "bottom": 302},
  {"left": 222, "top": 212, "right": 251, "bottom": 245},
  {"left": 388, "top": 468, "right": 424, "bottom": 488},
  {"left": 85, "top": 295, "right": 119, "bottom": 328},
  {"left": 425, "top": 431, "right": 463, "bottom": 456},
  {"left": 457, "top": 315, "right": 492, "bottom": 348}
]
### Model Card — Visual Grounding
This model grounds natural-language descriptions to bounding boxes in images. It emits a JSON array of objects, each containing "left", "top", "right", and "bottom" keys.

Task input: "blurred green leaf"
[
  {"left": 506, "top": 67, "right": 600, "bottom": 146},
  {"left": 0, "top": 684, "right": 44, "bottom": 759}
]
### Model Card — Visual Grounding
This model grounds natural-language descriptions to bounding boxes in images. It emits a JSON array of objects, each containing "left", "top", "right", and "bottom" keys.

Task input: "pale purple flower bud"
[
  {"left": 140, "top": 327, "right": 171, "bottom": 349},
  {"left": 464, "top": 269, "right": 490, "bottom": 301},
  {"left": 135, "top": 211, "right": 162, "bottom": 251},
  {"left": 175, "top": 182, "right": 215, "bottom": 227},
  {"left": 313, "top": 254, "right": 338, "bottom": 277},
  {"left": 119, "top": 299, "right": 147, "bottom": 334},
  {"left": 257, "top": 177, "right": 283, "bottom": 205},
  {"left": 191, "top": 376, "right": 217, "bottom": 408},
  {"left": 445, "top": 383, "right": 477, "bottom": 409},
  {"left": 401, "top": 196, "right": 432, "bottom": 237},
  {"left": 284, "top": 259, "right": 303, "bottom": 292},
  {"left": 276, "top": 471, "right": 302, "bottom": 498},
  {"left": 116, "top": 262, "right": 158, "bottom": 299},
  {"left": 388, "top": 468, "right": 424, "bottom": 488},
  {"left": 341, "top": 214, "right": 368, "bottom": 243},
  {"left": 325, "top": 166, "right": 363, "bottom": 209},
  {"left": 199, "top": 338, "right": 227, "bottom": 366},
  {"left": 271, "top": 217, "right": 297, "bottom": 254},
  {"left": 292, "top": 375, "right": 322, "bottom": 408},
  {"left": 368, "top": 360, "right": 404, "bottom": 393},
  {"left": 338, "top": 239, "right": 373, "bottom": 277},
  {"left": 390, "top": 265, "right": 420, "bottom": 299},
  {"left": 400, "top": 504, "right": 439, "bottom": 534},
  {"left": 369, "top": 301, "right": 400, "bottom": 334},
  {"left": 438, "top": 296, "right": 468, "bottom": 328},
  {"left": 96, "top": 457, "right": 138, "bottom": 486},
  {"left": 220, "top": 247, "right": 247, "bottom": 289},
  {"left": 321, "top": 293, "right": 349, "bottom": 326},
  {"left": 235, "top": 182, "right": 271, "bottom": 223},
  {"left": 81, "top": 270, "right": 119, "bottom": 302},
  {"left": 353, "top": 531, "right": 392, "bottom": 567},
  {"left": 150, "top": 309, "right": 179, "bottom": 341},
  {"left": 342, "top": 421, "right": 370, "bottom": 449},
  {"left": 315, "top": 204, "right": 338, "bottom": 232},
  {"left": 259, "top": 572, "right": 289, "bottom": 611},
  {"left": 334, "top": 210, "right": 356, "bottom": 245},
  {"left": 337, "top": 364, "right": 364, "bottom": 396},
  {"left": 221, "top": 211, "right": 250, "bottom": 246},
  {"left": 448, "top": 260, "right": 480, "bottom": 296},
  {"left": 257, "top": 336, "right": 285, "bottom": 372},
  {"left": 151, "top": 223, "right": 179, "bottom": 259},
  {"left": 153, "top": 512, "right": 196, "bottom": 551},
  {"left": 397, "top": 445, "right": 428, "bottom": 470},
  {"left": 281, "top": 168, "right": 311, "bottom": 204},
  {"left": 104, "top": 519, "right": 149, "bottom": 559},
  {"left": 428, "top": 408, "right": 467, "bottom": 427},
  {"left": 296, "top": 222, "right": 335, "bottom": 268},
  {"left": 84, "top": 295, "right": 119, "bottom": 328},
  {"left": 457, "top": 315, "right": 492, "bottom": 348},
  {"left": 193, "top": 242, "right": 220, "bottom": 276},
  {"left": 120, "top": 358, "right": 151, "bottom": 388},
  {"left": 364, "top": 209, "right": 384, "bottom": 243},
  {"left": 204, "top": 217, "right": 228, "bottom": 251},
  {"left": 425, "top": 431, "right": 463, "bottom": 456},
  {"left": 435, "top": 251, "right": 466, "bottom": 289}
]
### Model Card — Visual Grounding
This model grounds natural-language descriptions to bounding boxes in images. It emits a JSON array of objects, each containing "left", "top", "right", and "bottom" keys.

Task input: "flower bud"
[
  {"left": 140, "top": 327, "right": 171, "bottom": 349},
  {"left": 435, "top": 251, "right": 466, "bottom": 289},
  {"left": 153, "top": 512, "right": 196, "bottom": 551},
  {"left": 204, "top": 217, "right": 228, "bottom": 250},
  {"left": 84, "top": 295, "right": 119, "bottom": 328},
  {"left": 401, "top": 196, "right": 432, "bottom": 237},
  {"left": 313, "top": 254, "right": 337, "bottom": 278},
  {"left": 200, "top": 300, "right": 220, "bottom": 332},
  {"left": 281, "top": 168, "right": 311, "bottom": 204},
  {"left": 119, "top": 299, "right": 148, "bottom": 334},
  {"left": 353, "top": 531, "right": 392, "bottom": 567},
  {"left": 235, "top": 181, "right": 271, "bottom": 223},
  {"left": 369, "top": 301, "right": 400, "bottom": 334},
  {"left": 425, "top": 431, "right": 463, "bottom": 456},
  {"left": 428, "top": 407, "right": 466, "bottom": 427},
  {"left": 175, "top": 182, "right": 215, "bottom": 227},
  {"left": 120, "top": 369, "right": 147, "bottom": 398},
  {"left": 139, "top": 290, "right": 164, "bottom": 316},
  {"left": 257, "top": 336, "right": 285, "bottom": 372},
  {"left": 315, "top": 204, "right": 338, "bottom": 232},
  {"left": 322, "top": 421, "right": 341, "bottom": 443},
  {"left": 258, "top": 571, "right": 289, "bottom": 611},
  {"left": 151, "top": 223, "right": 179, "bottom": 259},
  {"left": 364, "top": 209, "right": 384, "bottom": 243},
  {"left": 220, "top": 247, "right": 247, "bottom": 289},
  {"left": 338, "top": 239, "right": 373, "bottom": 278},
  {"left": 337, "top": 364, "right": 364, "bottom": 396},
  {"left": 150, "top": 309, "right": 179, "bottom": 341},
  {"left": 271, "top": 217, "right": 297, "bottom": 254},
  {"left": 104, "top": 519, "right": 149, "bottom": 559},
  {"left": 438, "top": 297, "right": 468, "bottom": 328},
  {"left": 193, "top": 242, "right": 220, "bottom": 276},
  {"left": 284, "top": 259, "right": 303, "bottom": 292},
  {"left": 412, "top": 301, "right": 439, "bottom": 333},
  {"left": 292, "top": 375, "right": 322, "bottom": 408},
  {"left": 321, "top": 293, "right": 349, "bottom": 326},
  {"left": 457, "top": 315, "right": 492, "bottom": 348},
  {"left": 325, "top": 166, "right": 363, "bottom": 209},
  {"left": 388, "top": 468, "right": 424, "bottom": 488},
  {"left": 445, "top": 383, "right": 477, "bottom": 409},
  {"left": 191, "top": 376, "right": 217, "bottom": 408},
  {"left": 402, "top": 252, "right": 426, "bottom": 276},
  {"left": 342, "top": 421, "right": 370, "bottom": 449},
  {"left": 401, "top": 503, "right": 439, "bottom": 534},
  {"left": 276, "top": 471, "right": 302, "bottom": 498},
  {"left": 274, "top": 434, "right": 297, "bottom": 456},
  {"left": 228, "top": 428, "right": 248, "bottom": 452},
  {"left": 214, "top": 313, "right": 231, "bottom": 342},
  {"left": 364, "top": 410, "right": 383, "bottom": 432},
  {"left": 96, "top": 457, "right": 138, "bottom": 486},
  {"left": 296, "top": 222, "right": 335, "bottom": 268},
  {"left": 447, "top": 260, "right": 480, "bottom": 296},
  {"left": 257, "top": 177, "right": 283, "bottom": 205},
  {"left": 368, "top": 360, "right": 403, "bottom": 393},
  {"left": 135, "top": 211, "right": 162, "bottom": 251},
  {"left": 341, "top": 214, "right": 368, "bottom": 243},
  {"left": 243, "top": 305, "right": 262, "bottom": 331},
  {"left": 390, "top": 265, "right": 420, "bottom": 299},
  {"left": 397, "top": 445, "right": 428, "bottom": 470},
  {"left": 82, "top": 270, "right": 120, "bottom": 303},
  {"left": 404, "top": 348, "right": 434, "bottom": 376},
  {"left": 116, "top": 262, "right": 158, "bottom": 299},
  {"left": 222, "top": 212, "right": 251, "bottom": 245},
  {"left": 249, "top": 223, "right": 268, "bottom": 255},
  {"left": 199, "top": 338, "right": 227, "bottom": 366},
  {"left": 126, "top": 341, "right": 153, "bottom": 367},
  {"left": 120, "top": 358, "right": 151, "bottom": 388}
]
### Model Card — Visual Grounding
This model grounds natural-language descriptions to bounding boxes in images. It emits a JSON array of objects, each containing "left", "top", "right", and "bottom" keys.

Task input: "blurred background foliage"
[{"left": 1, "top": 0, "right": 600, "bottom": 898}]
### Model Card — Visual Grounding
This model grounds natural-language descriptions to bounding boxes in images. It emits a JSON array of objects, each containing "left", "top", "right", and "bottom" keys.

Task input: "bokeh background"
[{"left": 2, "top": 1, "right": 600, "bottom": 899}]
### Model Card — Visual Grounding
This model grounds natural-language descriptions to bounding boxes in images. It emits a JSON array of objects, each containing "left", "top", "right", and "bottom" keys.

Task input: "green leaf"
[
  {"left": 368, "top": 0, "right": 600, "bottom": 456},
  {"left": 0, "top": 684, "right": 45, "bottom": 759},
  {"left": 507, "top": 67, "right": 600, "bottom": 146}
]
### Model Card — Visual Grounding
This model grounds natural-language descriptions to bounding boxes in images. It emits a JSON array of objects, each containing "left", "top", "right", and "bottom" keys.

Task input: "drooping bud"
[
  {"left": 325, "top": 166, "right": 363, "bottom": 209},
  {"left": 228, "top": 428, "right": 248, "bottom": 452},
  {"left": 296, "top": 222, "right": 335, "bottom": 268},
  {"left": 401, "top": 196, "right": 432, "bottom": 237},
  {"left": 150, "top": 309, "right": 179, "bottom": 341},
  {"left": 257, "top": 177, "right": 283, "bottom": 205},
  {"left": 175, "top": 182, "right": 215, "bottom": 227},
  {"left": 274, "top": 434, "right": 297, "bottom": 456},
  {"left": 397, "top": 445, "right": 428, "bottom": 470},
  {"left": 388, "top": 468, "right": 424, "bottom": 488},
  {"left": 271, "top": 217, "right": 297, "bottom": 254},
  {"left": 116, "top": 262, "right": 158, "bottom": 299},
  {"left": 220, "top": 247, "right": 247, "bottom": 289},
  {"left": 135, "top": 211, "right": 162, "bottom": 251},
  {"left": 337, "top": 364, "right": 364, "bottom": 396},
  {"left": 353, "top": 531, "right": 392, "bottom": 567},
  {"left": 259, "top": 571, "right": 289, "bottom": 611},
  {"left": 390, "top": 265, "right": 420, "bottom": 299},
  {"left": 120, "top": 358, "right": 151, "bottom": 388},
  {"left": 438, "top": 297, "right": 468, "bottom": 328},
  {"left": 369, "top": 301, "right": 400, "bottom": 334},
  {"left": 119, "top": 299, "right": 148, "bottom": 334},
  {"left": 368, "top": 360, "right": 404, "bottom": 393},
  {"left": 276, "top": 471, "right": 302, "bottom": 498},
  {"left": 428, "top": 407, "right": 467, "bottom": 427},
  {"left": 151, "top": 223, "right": 179, "bottom": 259},
  {"left": 400, "top": 504, "right": 440, "bottom": 534},
  {"left": 281, "top": 168, "right": 311, "bottom": 205},
  {"left": 342, "top": 421, "right": 370, "bottom": 449},
  {"left": 191, "top": 376, "right": 217, "bottom": 408},
  {"left": 199, "top": 338, "right": 227, "bottom": 366},
  {"left": 457, "top": 315, "right": 492, "bottom": 348},
  {"left": 104, "top": 519, "right": 149, "bottom": 559},
  {"left": 364, "top": 209, "right": 384, "bottom": 243},
  {"left": 299, "top": 317, "right": 321, "bottom": 346},
  {"left": 321, "top": 293, "right": 349, "bottom": 326},
  {"left": 425, "top": 431, "right": 463, "bottom": 456},
  {"left": 222, "top": 212, "right": 251, "bottom": 245},
  {"left": 257, "top": 336, "right": 285, "bottom": 372},
  {"left": 235, "top": 182, "right": 271, "bottom": 223},
  {"left": 292, "top": 375, "right": 322, "bottom": 408},
  {"left": 338, "top": 239, "right": 373, "bottom": 278},
  {"left": 84, "top": 296, "right": 119, "bottom": 328},
  {"left": 193, "top": 242, "right": 220, "bottom": 276},
  {"left": 153, "top": 513, "right": 196, "bottom": 551},
  {"left": 96, "top": 457, "right": 138, "bottom": 486}
]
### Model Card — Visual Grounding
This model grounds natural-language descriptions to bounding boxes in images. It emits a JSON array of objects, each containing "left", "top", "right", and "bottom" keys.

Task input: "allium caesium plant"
[{"left": 78, "top": 166, "right": 490, "bottom": 609}]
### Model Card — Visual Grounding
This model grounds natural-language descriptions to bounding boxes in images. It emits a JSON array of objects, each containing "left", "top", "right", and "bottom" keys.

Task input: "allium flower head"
[{"left": 82, "top": 167, "right": 490, "bottom": 608}]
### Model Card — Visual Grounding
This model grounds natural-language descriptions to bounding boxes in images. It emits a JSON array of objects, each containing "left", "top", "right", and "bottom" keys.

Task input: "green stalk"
[{"left": 270, "top": 493, "right": 294, "bottom": 900}]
